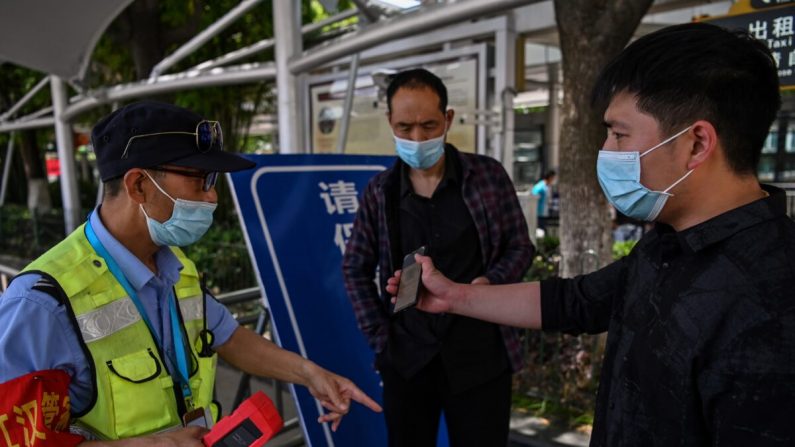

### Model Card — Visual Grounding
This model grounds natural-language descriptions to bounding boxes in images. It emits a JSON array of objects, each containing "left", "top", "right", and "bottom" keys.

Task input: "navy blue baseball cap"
[{"left": 91, "top": 100, "right": 255, "bottom": 182}]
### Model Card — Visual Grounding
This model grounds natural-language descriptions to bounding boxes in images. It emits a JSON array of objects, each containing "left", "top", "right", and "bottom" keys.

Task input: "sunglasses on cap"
[
  {"left": 147, "top": 166, "right": 220, "bottom": 192},
  {"left": 121, "top": 120, "right": 223, "bottom": 159}
]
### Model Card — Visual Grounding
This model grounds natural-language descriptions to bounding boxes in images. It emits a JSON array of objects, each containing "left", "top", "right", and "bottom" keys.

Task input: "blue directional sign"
[{"left": 228, "top": 154, "right": 392, "bottom": 447}]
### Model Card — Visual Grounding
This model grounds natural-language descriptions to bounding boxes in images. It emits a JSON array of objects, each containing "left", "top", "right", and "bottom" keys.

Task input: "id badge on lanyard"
[
  {"left": 85, "top": 218, "right": 199, "bottom": 422},
  {"left": 183, "top": 407, "right": 214, "bottom": 429}
]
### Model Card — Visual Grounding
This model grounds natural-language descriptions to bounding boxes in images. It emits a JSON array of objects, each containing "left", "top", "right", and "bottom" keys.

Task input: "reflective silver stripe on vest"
[
  {"left": 76, "top": 297, "right": 140, "bottom": 343},
  {"left": 178, "top": 296, "right": 204, "bottom": 322},
  {"left": 75, "top": 295, "right": 204, "bottom": 344}
]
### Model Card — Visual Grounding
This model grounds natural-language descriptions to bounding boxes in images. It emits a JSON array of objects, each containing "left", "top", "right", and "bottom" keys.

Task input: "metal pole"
[
  {"left": 546, "top": 61, "right": 561, "bottom": 170},
  {"left": 0, "top": 132, "right": 15, "bottom": 206},
  {"left": 0, "top": 117, "right": 55, "bottom": 134},
  {"left": 191, "top": 9, "right": 359, "bottom": 72},
  {"left": 149, "top": 0, "right": 265, "bottom": 80},
  {"left": 64, "top": 64, "right": 277, "bottom": 122},
  {"left": 335, "top": 54, "right": 360, "bottom": 154},
  {"left": 494, "top": 13, "right": 517, "bottom": 172},
  {"left": 50, "top": 76, "right": 81, "bottom": 234},
  {"left": 289, "top": 0, "right": 541, "bottom": 74},
  {"left": 17, "top": 106, "right": 54, "bottom": 122},
  {"left": 350, "top": 0, "right": 379, "bottom": 23},
  {"left": 0, "top": 62, "right": 278, "bottom": 133},
  {"left": 302, "top": 8, "right": 358, "bottom": 34},
  {"left": 193, "top": 38, "right": 275, "bottom": 72},
  {"left": 0, "top": 76, "right": 50, "bottom": 122},
  {"left": 334, "top": 0, "right": 375, "bottom": 155},
  {"left": 273, "top": 0, "right": 304, "bottom": 153}
]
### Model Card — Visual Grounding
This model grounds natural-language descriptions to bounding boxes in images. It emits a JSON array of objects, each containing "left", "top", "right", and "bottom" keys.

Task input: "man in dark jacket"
[{"left": 343, "top": 68, "right": 534, "bottom": 446}]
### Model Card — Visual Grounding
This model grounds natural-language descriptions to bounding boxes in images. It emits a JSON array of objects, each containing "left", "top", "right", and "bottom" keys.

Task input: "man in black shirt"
[
  {"left": 387, "top": 23, "right": 795, "bottom": 446},
  {"left": 343, "top": 69, "right": 533, "bottom": 446}
]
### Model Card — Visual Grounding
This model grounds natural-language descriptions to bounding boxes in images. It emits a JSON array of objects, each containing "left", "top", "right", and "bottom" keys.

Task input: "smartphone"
[{"left": 394, "top": 246, "right": 426, "bottom": 313}]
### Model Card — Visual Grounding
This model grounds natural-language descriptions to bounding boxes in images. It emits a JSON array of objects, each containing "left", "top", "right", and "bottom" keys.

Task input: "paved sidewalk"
[{"left": 509, "top": 413, "right": 590, "bottom": 447}]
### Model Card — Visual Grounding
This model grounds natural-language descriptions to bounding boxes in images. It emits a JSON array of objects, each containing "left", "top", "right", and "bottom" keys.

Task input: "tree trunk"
[
  {"left": 554, "top": 0, "right": 653, "bottom": 278},
  {"left": 113, "top": 0, "right": 203, "bottom": 79},
  {"left": 547, "top": 0, "right": 654, "bottom": 411},
  {"left": 121, "top": 0, "right": 166, "bottom": 79}
]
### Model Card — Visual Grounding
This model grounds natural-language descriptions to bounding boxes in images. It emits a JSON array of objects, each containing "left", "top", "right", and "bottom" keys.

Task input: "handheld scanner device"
[{"left": 203, "top": 391, "right": 284, "bottom": 447}]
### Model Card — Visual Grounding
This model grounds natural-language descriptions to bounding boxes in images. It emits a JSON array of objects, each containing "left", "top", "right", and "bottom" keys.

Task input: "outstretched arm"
[
  {"left": 387, "top": 254, "right": 542, "bottom": 329},
  {"left": 216, "top": 326, "right": 382, "bottom": 431}
]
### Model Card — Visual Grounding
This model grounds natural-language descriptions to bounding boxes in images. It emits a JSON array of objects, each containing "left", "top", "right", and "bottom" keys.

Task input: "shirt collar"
[
  {"left": 653, "top": 184, "right": 787, "bottom": 253},
  {"left": 399, "top": 144, "right": 460, "bottom": 198},
  {"left": 89, "top": 208, "right": 183, "bottom": 290}
]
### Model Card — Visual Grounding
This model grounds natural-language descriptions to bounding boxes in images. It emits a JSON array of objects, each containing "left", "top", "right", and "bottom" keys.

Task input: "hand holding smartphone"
[{"left": 393, "top": 246, "right": 426, "bottom": 313}]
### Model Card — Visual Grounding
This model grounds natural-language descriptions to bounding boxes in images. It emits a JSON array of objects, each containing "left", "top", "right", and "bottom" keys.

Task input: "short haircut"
[
  {"left": 103, "top": 177, "right": 124, "bottom": 197},
  {"left": 102, "top": 168, "right": 165, "bottom": 198},
  {"left": 592, "top": 22, "right": 781, "bottom": 175},
  {"left": 386, "top": 68, "right": 448, "bottom": 115},
  {"left": 544, "top": 170, "right": 557, "bottom": 180}
]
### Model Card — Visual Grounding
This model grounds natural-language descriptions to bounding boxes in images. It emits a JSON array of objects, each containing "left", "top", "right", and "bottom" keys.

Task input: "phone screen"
[{"left": 394, "top": 246, "right": 426, "bottom": 313}]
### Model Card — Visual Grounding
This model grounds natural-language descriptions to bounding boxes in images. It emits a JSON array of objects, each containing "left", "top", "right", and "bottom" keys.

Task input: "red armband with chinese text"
[{"left": 0, "top": 369, "right": 84, "bottom": 447}]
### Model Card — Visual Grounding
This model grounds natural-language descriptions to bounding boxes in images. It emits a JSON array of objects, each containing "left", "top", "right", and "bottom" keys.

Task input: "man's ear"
[
  {"left": 123, "top": 169, "right": 148, "bottom": 205},
  {"left": 686, "top": 120, "right": 718, "bottom": 170},
  {"left": 445, "top": 109, "right": 455, "bottom": 130}
]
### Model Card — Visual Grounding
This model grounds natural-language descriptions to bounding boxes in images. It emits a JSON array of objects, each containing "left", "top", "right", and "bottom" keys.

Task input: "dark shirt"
[
  {"left": 399, "top": 149, "right": 482, "bottom": 290},
  {"left": 541, "top": 185, "right": 795, "bottom": 446},
  {"left": 342, "top": 144, "right": 533, "bottom": 373},
  {"left": 390, "top": 148, "right": 507, "bottom": 391}
]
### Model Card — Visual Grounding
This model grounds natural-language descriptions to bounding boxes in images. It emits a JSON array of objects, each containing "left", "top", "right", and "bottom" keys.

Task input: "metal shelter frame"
[{"left": 0, "top": 0, "right": 731, "bottom": 233}]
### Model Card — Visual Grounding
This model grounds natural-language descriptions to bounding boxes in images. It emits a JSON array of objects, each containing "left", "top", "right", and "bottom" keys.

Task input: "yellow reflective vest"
[{"left": 23, "top": 223, "right": 218, "bottom": 439}]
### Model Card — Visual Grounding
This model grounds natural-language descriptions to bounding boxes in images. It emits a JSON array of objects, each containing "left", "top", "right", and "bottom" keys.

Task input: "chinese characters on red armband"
[{"left": 0, "top": 370, "right": 83, "bottom": 447}]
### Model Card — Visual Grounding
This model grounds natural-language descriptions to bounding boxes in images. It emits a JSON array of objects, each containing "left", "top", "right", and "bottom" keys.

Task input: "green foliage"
[
  {"left": 0, "top": 202, "right": 255, "bottom": 293},
  {"left": 1, "top": 0, "right": 346, "bottom": 213},
  {"left": 526, "top": 235, "right": 560, "bottom": 281},
  {"left": 515, "top": 328, "right": 600, "bottom": 431},
  {"left": 1, "top": 0, "right": 348, "bottom": 287},
  {"left": 516, "top": 235, "right": 638, "bottom": 431},
  {"left": 0, "top": 204, "right": 65, "bottom": 260},
  {"left": 0, "top": 64, "right": 51, "bottom": 113},
  {"left": 526, "top": 236, "right": 636, "bottom": 283},
  {"left": 512, "top": 393, "right": 593, "bottom": 430},
  {"left": 182, "top": 220, "right": 256, "bottom": 294}
]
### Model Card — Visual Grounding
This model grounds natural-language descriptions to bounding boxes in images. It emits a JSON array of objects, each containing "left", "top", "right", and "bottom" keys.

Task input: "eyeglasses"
[
  {"left": 147, "top": 166, "right": 219, "bottom": 192},
  {"left": 121, "top": 120, "right": 223, "bottom": 159}
]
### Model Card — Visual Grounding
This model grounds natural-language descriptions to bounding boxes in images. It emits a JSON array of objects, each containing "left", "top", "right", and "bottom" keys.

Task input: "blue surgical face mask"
[
  {"left": 394, "top": 128, "right": 446, "bottom": 169},
  {"left": 140, "top": 171, "right": 217, "bottom": 246},
  {"left": 596, "top": 126, "right": 693, "bottom": 222}
]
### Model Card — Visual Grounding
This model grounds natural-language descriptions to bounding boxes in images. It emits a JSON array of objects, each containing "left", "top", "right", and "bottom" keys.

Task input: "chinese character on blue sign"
[{"left": 227, "top": 154, "right": 393, "bottom": 447}]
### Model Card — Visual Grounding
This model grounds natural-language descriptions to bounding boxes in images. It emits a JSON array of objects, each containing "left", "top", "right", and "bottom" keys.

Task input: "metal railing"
[
  {"left": 783, "top": 188, "right": 795, "bottom": 219},
  {"left": 0, "top": 267, "right": 302, "bottom": 443},
  {"left": 769, "top": 183, "right": 795, "bottom": 219},
  {"left": 216, "top": 287, "right": 303, "bottom": 446},
  {"left": 0, "top": 263, "right": 18, "bottom": 292},
  {"left": 215, "top": 287, "right": 287, "bottom": 411}
]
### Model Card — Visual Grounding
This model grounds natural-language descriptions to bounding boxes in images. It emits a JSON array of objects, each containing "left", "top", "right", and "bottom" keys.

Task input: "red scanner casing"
[{"left": 203, "top": 391, "right": 284, "bottom": 447}]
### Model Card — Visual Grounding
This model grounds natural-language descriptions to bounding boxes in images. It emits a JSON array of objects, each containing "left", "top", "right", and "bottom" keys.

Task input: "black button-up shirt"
[
  {"left": 541, "top": 185, "right": 795, "bottom": 446},
  {"left": 387, "top": 147, "right": 508, "bottom": 392}
]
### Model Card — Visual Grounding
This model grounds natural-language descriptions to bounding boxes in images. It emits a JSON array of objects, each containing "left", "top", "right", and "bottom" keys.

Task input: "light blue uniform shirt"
[{"left": 0, "top": 210, "right": 239, "bottom": 413}]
